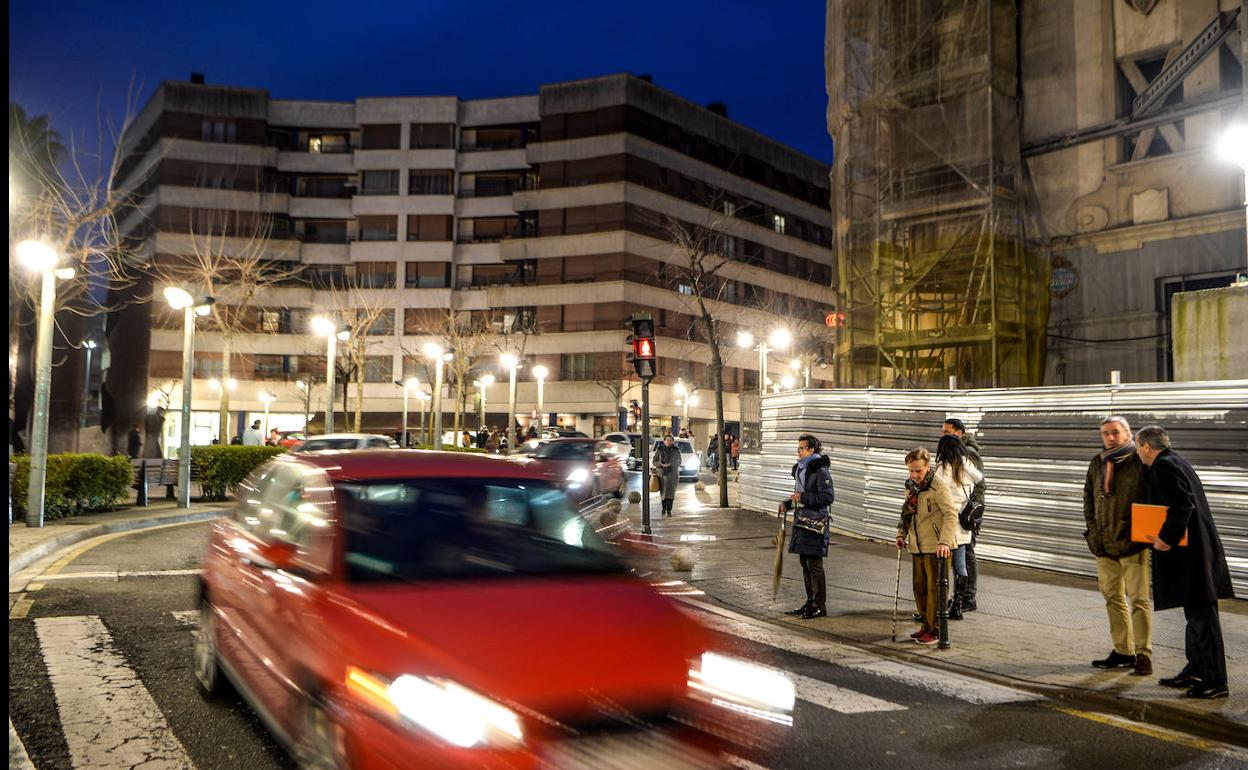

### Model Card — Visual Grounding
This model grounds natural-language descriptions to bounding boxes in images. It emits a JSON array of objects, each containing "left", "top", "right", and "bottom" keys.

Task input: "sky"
[{"left": 8, "top": 0, "right": 832, "bottom": 176}]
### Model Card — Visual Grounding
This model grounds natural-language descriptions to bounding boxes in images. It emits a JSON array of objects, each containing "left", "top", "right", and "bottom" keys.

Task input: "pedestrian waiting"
[
  {"left": 895, "top": 447, "right": 951, "bottom": 645},
  {"left": 942, "top": 418, "right": 985, "bottom": 610},
  {"left": 783, "top": 433, "right": 834, "bottom": 620},
  {"left": 932, "top": 435, "right": 981, "bottom": 620}
]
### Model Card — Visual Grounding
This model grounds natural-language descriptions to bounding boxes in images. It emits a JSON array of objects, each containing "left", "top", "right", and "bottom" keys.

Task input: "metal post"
[
  {"left": 324, "top": 334, "right": 337, "bottom": 434},
  {"left": 536, "top": 377, "right": 544, "bottom": 429},
  {"left": 432, "top": 357, "right": 444, "bottom": 450},
  {"left": 758, "top": 344, "right": 768, "bottom": 396},
  {"left": 25, "top": 269, "right": 56, "bottom": 528},
  {"left": 400, "top": 384, "right": 409, "bottom": 448},
  {"left": 302, "top": 377, "right": 312, "bottom": 433},
  {"left": 177, "top": 306, "right": 194, "bottom": 509},
  {"left": 262, "top": 398, "right": 271, "bottom": 438},
  {"left": 937, "top": 555, "right": 950, "bottom": 649},
  {"left": 641, "top": 378, "right": 651, "bottom": 534},
  {"left": 506, "top": 366, "right": 517, "bottom": 455},
  {"left": 477, "top": 387, "right": 486, "bottom": 432},
  {"left": 80, "top": 343, "right": 93, "bottom": 429}
]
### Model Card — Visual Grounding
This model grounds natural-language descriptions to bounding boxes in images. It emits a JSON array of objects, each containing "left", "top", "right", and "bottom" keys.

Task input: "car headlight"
[
  {"left": 566, "top": 468, "right": 589, "bottom": 484},
  {"left": 346, "top": 667, "right": 523, "bottom": 748},
  {"left": 687, "top": 652, "right": 795, "bottom": 726},
  {"left": 682, "top": 457, "right": 699, "bottom": 469}
]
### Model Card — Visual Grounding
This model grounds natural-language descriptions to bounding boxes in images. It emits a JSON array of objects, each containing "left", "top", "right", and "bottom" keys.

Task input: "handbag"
[
  {"left": 793, "top": 506, "right": 829, "bottom": 537},
  {"left": 957, "top": 498, "right": 984, "bottom": 532},
  {"left": 648, "top": 474, "right": 661, "bottom": 493}
]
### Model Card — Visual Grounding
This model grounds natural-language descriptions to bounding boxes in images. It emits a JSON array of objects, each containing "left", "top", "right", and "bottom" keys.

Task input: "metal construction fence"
[{"left": 737, "top": 381, "right": 1248, "bottom": 595}]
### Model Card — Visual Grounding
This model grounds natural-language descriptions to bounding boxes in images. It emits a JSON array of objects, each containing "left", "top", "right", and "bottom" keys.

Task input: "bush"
[
  {"left": 191, "top": 445, "right": 285, "bottom": 500},
  {"left": 409, "top": 444, "right": 488, "bottom": 454},
  {"left": 10, "top": 453, "right": 133, "bottom": 519}
]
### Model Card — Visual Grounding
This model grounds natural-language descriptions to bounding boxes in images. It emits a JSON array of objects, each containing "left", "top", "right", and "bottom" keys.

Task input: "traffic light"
[{"left": 626, "top": 314, "right": 657, "bottom": 380}]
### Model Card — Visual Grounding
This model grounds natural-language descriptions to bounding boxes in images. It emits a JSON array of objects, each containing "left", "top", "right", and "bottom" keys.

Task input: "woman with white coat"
[{"left": 932, "top": 434, "right": 983, "bottom": 620}]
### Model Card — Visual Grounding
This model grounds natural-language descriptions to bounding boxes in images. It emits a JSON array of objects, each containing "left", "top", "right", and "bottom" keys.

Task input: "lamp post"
[
  {"left": 396, "top": 378, "right": 418, "bottom": 447},
  {"left": 1217, "top": 122, "right": 1248, "bottom": 274},
  {"left": 500, "top": 353, "right": 519, "bottom": 455},
  {"left": 423, "top": 343, "right": 449, "bottom": 449},
  {"left": 79, "top": 339, "right": 98, "bottom": 429},
  {"left": 18, "top": 240, "right": 74, "bottom": 527},
  {"left": 532, "top": 365, "right": 548, "bottom": 432},
  {"left": 737, "top": 328, "right": 790, "bottom": 396},
  {"left": 258, "top": 390, "right": 275, "bottom": 438},
  {"left": 474, "top": 373, "right": 495, "bottom": 431},
  {"left": 416, "top": 390, "right": 429, "bottom": 445},
  {"left": 295, "top": 377, "right": 312, "bottom": 434},
  {"left": 311, "top": 316, "right": 347, "bottom": 434},
  {"left": 164, "top": 286, "right": 214, "bottom": 509}
]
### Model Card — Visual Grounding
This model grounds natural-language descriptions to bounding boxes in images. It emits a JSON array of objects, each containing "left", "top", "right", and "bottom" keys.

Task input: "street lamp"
[
  {"left": 1217, "top": 122, "right": 1248, "bottom": 273},
  {"left": 80, "top": 339, "right": 98, "bottom": 429},
  {"left": 500, "top": 352, "right": 519, "bottom": 455},
  {"left": 737, "top": 327, "right": 791, "bottom": 396},
  {"left": 423, "top": 342, "right": 450, "bottom": 449},
  {"left": 395, "top": 378, "right": 419, "bottom": 447},
  {"left": 209, "top": 377, "right": 236, "bottom": 441},
  {"left": 415, "top": 390, "right": 430, "bottom": 445},
  {"left": 18, "top": 240, "right": 74, "bottom": 527},
  {"left": 311, "top": 316, "right": 348, "bottom": 434},
  {"left": 780, "top": 374, "right": 796, "bottom": 391},
  {"left": 258, "top": 390, "right": 275, "bottom": 438},
  {"left": 532, "top": 365, "right": 548, "bottom": 432},
  {"left": 164, "top": 285, "right": 215, "bottom": 509},
  {"left": 474, "top": 373, "right": 495, "bottom": 432}
]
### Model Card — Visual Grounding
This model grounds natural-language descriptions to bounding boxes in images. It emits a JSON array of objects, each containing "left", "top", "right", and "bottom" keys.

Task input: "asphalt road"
[{"left": 9, "top": 520, "right": 1247, "bottom": 770}]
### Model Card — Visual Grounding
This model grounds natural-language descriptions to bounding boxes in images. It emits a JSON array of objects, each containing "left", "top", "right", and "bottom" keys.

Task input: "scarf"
[
  {"left": 904, "top": 468, "right": 935, "bottom": 513},
  {"left": 1098, "top": 440, "right": 1137, "bottom": 496},
  {"left": 795, "top": 452, "right": 817, "bottom": 492}
]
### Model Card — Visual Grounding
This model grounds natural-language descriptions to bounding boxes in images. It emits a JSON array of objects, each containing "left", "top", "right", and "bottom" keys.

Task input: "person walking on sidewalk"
[
  {"left": 652, "top": 434, "right": 682, "bottom": 517},
  {"left": 932, "top": 435, "right": 980, "bottom": 620},
  {"left": 1082, "top": 416, "right": 1153, "bottom": 676},
  {"left": 896, "top": 447, "right": 952, "bottom": 645},
  {"left": 242, "top": 420, "right": 264, "bottom": 446},
  {"left": 942, "top": 418, "right": 985, "bottom": 611},
  {"left": 783, "top": 433, "right": 835, "bottom": 620},
  {"left": 1136, "top": 426, "right": 1235, "bottom": 700}
]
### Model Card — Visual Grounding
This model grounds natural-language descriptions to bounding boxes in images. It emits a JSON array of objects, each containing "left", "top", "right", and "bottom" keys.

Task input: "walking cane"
[
  {"left": 937, "top": 554, "right": 951, "bottom": 649},
  {"left": 890, "top": 542, "right": 903, "bottom": 642}
]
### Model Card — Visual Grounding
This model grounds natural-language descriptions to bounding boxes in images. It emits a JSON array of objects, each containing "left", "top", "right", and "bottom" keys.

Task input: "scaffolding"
[{"left": 828, "top": 0, "right": 1050, "bottom": 388}]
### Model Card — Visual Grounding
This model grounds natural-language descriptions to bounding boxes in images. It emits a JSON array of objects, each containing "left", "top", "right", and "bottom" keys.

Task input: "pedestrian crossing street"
[{"left": 17, "top": 605, "right": 1042, "bottom": 769}]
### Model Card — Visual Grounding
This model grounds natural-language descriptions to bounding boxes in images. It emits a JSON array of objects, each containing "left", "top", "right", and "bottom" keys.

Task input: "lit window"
[
  {"left": 773, "top": 214, "right": 786, "bottom": 235},
  {"left": 677, "top": 283, "right": 693, "bottom": 296}
]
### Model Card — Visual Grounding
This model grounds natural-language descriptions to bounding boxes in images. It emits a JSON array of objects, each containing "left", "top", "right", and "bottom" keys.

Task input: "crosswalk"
[{"left": 14, "top": 607, "right": 1043, "bottom": 769}]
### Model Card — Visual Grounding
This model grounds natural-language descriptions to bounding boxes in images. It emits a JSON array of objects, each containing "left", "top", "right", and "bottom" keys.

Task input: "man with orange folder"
[
  {"left": 1082, "top": 416, "right": 1152, "bottom": 676},
  {"left": 1136, "top": 426, "right": 1235, "bottom": 700}
]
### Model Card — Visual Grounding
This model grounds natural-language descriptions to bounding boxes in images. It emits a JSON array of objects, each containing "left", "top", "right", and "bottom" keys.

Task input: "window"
[
  {"left": 363, "top": 356, "right": 394, "bottom": 383},
  {"left": 258, "top": 308, "right": 292, "bottom": 333},
  {"left": 472, "top": 172, "right": 523, "bottom": 197},
  {"left": 303, "top": 220, "right": 349, "bottom": 244},
  {"left": 464, "top": 217, "right": 518, "bottom": 243},
  {"left": 299, "top": 176, "right": 351, "bottom": 198},
  {"left": 308, "top": 134, "right": 350, "bottom": 154},
  {"left": 407, "top": 214, "right": 453, "bottom": 242},
  {"left": 406, "top": 261, "right": 451, "bottom": 288},
  {"left": 360, "top": 170, "right": 399, "bottom": 195},
  {"left": 193, "top": 355, "right": 223, "bottom": 379},
  {"left": 409, "top": 123, "right": 455, "bottom": 149},
  {"left": 201, "top": 119, "right": 237, "bottom": 143},
  {"left": 492, "top": 307, "right": 536, "bottom": 334},
  {"left": 354, "top": 261, "right": 396, "bottom": 288},
  {"left": 358, "top": 216, "right": 398, "bottom": 242},
  {"left": 361, "top": 124, "right": 401, "bottom": 150},
  {"left": 561, "top": 353, "right": 594, "bottom": 381},
  {"left": 1117, "top": 54, "right": 1184, "bottom": 160},
  {"left": 408, "top": 170, "right": 452, "bottom": 195},
  {"left": 773, "top": 214, "right": 787, "bottom": 235},
  {"left": 676, "top": 282, "right": 693, "bottom": 296},
  {"left": 306, "top": 265, "right": 348, "bottom": 289},
  {"left": 362, "top": 310, "right": 395, "bottom": 336}
]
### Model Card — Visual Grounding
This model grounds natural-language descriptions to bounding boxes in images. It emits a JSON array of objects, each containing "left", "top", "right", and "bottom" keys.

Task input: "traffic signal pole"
[
  {"left": 627, "top": 312, "right": 657, "bottom": 535},
  {"left": 641, "top": 378, "right": 651, "bottom": 534}
]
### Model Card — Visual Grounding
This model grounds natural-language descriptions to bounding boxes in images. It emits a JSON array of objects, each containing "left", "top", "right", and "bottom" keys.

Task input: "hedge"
[
  {"left": 10, "top": 453, "right": 134, "bottom": 519},
  {"left": 410, "top": 444, "right": 488, "bottom": 454},
  {"left": 191, "top": 445, "right": 286, "bottom": 500}
]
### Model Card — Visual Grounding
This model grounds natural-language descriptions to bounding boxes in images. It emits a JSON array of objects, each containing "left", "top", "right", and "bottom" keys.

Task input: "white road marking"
[
  {"left": 789, "top": 673, "right": 907, "bottom": 714},
  {"left": 722, "top": 753, "right": 772, "bottom": 770},
  {"left": 30, "top": 568, "right": 201, "bottom": 583},
  {"left": 34, "top": 615, "right": 195, "bottom": 770},
  {"left": 686, "top": 602, "right": 1038, "bottom": 706},
  {"left": 9, "top": 596, "right": 33, "bottom": 619},
  {"left": 170, "top": 610, "right": 198, "bottom": 628}
]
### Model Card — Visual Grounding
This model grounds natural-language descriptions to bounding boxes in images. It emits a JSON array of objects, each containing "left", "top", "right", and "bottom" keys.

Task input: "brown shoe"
[{"left": 1131, "top": 653, "right": 1153, "bottom": 676}]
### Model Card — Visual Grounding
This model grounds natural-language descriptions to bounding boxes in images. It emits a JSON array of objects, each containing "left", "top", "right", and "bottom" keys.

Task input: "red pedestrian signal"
[
  {"left": 633, "top": 337, "right": 654, "bottom": 359},
  {"left": 628, "top": 314, "right": 657, "bottom": 380}
]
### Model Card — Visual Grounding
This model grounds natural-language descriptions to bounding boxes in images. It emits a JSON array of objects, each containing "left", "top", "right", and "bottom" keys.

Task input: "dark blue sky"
[{"left": 8, "top": 0, "right": 831, "bottom": 174}]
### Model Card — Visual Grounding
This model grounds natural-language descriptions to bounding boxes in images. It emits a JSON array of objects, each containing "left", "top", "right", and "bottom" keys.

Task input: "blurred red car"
[
  {"left": 276, "top": 431, "right": 307, "bottom": 449},
  {"left": 194, "top": 451, "right": 793, "bottom": 769}
]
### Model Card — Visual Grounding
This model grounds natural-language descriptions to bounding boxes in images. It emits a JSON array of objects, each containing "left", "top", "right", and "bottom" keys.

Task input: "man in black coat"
[{"left": 1136, "top": 425, "right": 1235, "bottom": 700}]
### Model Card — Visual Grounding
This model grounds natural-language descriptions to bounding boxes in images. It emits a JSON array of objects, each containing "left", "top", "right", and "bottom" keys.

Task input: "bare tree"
[
  {"left": 149, "top": 193, "right": 301, "bottom": 441},
  {"left": 592, "top": 364, "right": 638, "bottom": 428},
  {"left": 319, "top": 283, "right": 401, "bottom": 432}
]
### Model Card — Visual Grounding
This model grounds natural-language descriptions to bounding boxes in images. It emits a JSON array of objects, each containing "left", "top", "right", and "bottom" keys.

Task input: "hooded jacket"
[
  {"left": 786, "top": 453, "right": 834, "bottom": 557},
  {"left": 931, "top": 461, "right": 982, "bottom": 547}
]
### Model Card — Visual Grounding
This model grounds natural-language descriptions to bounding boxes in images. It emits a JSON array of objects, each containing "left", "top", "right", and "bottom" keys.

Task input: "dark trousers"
[
  {"left": 1182, "top": 602, "right": 1227, "bottom": 687},
  {"left": 964, "top": 531, "right": 978, "bottom": 599},
  {"left": 799, "top": 555, "right": 826, "bottom": 611},
  {"left": 912, "top": 554, "right": 941, "bottom": 631}
]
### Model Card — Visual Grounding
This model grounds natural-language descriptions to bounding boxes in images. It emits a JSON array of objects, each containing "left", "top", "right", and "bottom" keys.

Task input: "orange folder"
[{"left": 1130, "top": 503, "right": 1188, "bottom": 546}]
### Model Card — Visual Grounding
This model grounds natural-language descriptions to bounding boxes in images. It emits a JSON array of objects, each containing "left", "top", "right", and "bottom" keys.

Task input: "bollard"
[
  {"left": 137, "top": 459, "right": 149, "bottom": 507},
  {"left": 937, "top": 555, "right": 951, "bottom": 649}
]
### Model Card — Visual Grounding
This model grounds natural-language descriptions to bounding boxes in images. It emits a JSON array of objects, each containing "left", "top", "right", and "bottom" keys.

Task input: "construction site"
[{"left": 826, "top": 0, "right": 1052, "bottom": 389}]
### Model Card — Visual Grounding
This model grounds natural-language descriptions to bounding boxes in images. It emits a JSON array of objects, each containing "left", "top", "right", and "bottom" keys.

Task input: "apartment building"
[{"left": 103, "top": 73, "right": 837, "bottom": 450}]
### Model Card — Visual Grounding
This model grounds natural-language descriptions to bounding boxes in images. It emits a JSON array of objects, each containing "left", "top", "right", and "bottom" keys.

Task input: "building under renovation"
[{"left": 826, "top": 0, "right": 1247, "bottom": 388}]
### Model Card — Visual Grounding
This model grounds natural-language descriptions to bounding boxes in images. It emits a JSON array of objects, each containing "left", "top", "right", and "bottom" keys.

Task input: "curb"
[
  {"left": 8, "top": 509, "right": 225, "bottom": 579},
  {"left": 684, "top": 596, "right": 1248, "bottom": 749}
]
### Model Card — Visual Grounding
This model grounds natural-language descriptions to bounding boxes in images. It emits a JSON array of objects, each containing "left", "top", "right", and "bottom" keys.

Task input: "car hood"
[{"left": 326, "top": 576, "right": 708, "bottom": 716}]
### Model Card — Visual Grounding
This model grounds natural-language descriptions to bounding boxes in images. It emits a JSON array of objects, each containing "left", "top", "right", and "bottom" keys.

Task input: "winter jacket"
[
  {"left": 786, "top": 453, "right": 835, "bottom": 557},
  {"left": 898, "top": 486, "right": 960, "bottom": 555},
  {"left": 930, "top": 462, "right": 981, "bottom": 547},
  {"left": 1143, "top": 449, "right": 1235, "bottom": 611},
  {"left": 961, "top": 433, "right": 986, "bottom": 526},
  {"left": 652, "top": 443, "right": 682, "bottom": 500},
  {"left": 1082, "top": 450, "right": 1147, "bottom": 559}
]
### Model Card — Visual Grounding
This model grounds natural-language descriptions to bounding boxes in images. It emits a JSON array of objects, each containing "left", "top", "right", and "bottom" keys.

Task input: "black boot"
[{"left": 947, "top": 576, "right": 965, "bottom": 621}]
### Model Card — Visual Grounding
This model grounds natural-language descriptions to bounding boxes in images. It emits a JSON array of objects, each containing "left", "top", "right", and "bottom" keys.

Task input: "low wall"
[{"left": 738, "top": 381, "right": 1248, "bottom": 594}]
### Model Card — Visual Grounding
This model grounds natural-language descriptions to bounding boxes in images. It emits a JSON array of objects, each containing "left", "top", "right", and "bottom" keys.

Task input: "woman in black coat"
[
  {"left": 1137, "top": 426, "right": 1234, "bottom": 699},
  {"left": 784, "top": 433, "right": 835, "bottom": 620}
]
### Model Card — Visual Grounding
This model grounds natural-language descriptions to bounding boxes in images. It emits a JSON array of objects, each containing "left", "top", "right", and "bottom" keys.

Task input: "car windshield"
[
  {"left": 300, "top": 438, "right": 361, "bottom": 451},
  {"left": 534, "top": 442, "right": 594, "bottom": 461},
  {"left": 338, "top": 478, "right": 625, "bottom": 582}
]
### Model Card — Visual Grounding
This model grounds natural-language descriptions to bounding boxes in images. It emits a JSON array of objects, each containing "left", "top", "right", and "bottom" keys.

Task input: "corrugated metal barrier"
[{"left": 737, "top": 381, "right": 1248, "bottom": 595}]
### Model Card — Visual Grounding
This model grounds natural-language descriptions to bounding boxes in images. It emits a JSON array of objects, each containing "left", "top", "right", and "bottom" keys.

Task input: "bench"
[{"left": 131, "top": 459, "right": 181, "bottom": 506}]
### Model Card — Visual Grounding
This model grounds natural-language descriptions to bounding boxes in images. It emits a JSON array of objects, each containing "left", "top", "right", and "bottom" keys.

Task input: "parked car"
[
  {"left": 541, "top": 427, "right": 588, "bottom": 440},
  {"left": 650, "top": 437, "right": 702, "bottom": 480},
  {"left": 521, "top": 437, "right": 625, "bottom": 502},
  {"left": 275, "top": 431, "right": 306, "bottom": 449},
  {"left": 601, "top": 431, "right": 641, "bottom": 464},
  {"left": 194, "top": 451, "right": 793, "bottom": 768},
  {"left": 289, "top": 433, "right": 399, "bottom": 452}
]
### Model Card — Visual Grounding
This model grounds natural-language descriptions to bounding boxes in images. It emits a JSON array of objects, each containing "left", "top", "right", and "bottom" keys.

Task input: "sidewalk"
[{"left": 630, "top": 481, "right": 1248, "bottom": 743}]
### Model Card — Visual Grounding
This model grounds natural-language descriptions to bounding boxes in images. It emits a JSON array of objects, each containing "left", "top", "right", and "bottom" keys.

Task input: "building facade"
[{"left": 104, "top": 74, "right": 837, "bottom": 450}]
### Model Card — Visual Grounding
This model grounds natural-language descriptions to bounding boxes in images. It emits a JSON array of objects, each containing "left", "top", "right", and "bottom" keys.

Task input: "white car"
[
  {"left": 600, "top": 431, "right": 637, "bottom": 460},
  {"left": 290, "top": 433, "right": 399, "bottom": 452}
]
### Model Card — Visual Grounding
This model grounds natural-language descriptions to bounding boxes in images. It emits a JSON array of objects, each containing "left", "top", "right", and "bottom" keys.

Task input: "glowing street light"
[
  {"left": 423, "top": 342, "right": 450, "bottom": 449},
  {"left": 474, "top": 373, "right": 495, "bottom": 431},
  {"left": 737, "top": 327, "right": 792, "bottom": 397},
  {"left": 396, "top": 378, "right": 419, "bottom": 447},
  {"left": 532, "top": 365, "right": 549, "bottom": 431},
  {"left": 165, "top": 286, "right": 215, "bottom": 508},
  {"left": 780, "top": 374, "right": 796, "bottom": 391},
  {"left": 258, "top": 390, "right": 276, "bottom": 438},
  {"left": 310, "top": 316, "right": 346, "bottom": 434},
  {"left": 500, "top": 353, "right": 519, "bottom": 454},
  {"left": 1217, "top": 122, "right": 1248, "bottom": 273}
]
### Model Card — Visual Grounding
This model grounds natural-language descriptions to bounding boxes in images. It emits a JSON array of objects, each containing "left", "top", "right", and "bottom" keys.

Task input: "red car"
[
  {"left": 193, "top": 451, "right": 793, "bottom": 769},
  {"left": 519, "top": 437, "right": 626, "bottom": 503}
]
